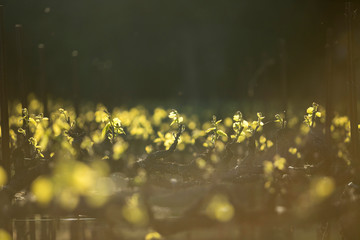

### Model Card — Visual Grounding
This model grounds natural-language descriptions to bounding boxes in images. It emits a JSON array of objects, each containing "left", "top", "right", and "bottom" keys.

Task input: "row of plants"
[{"left": 0, "top": 98, "right": 358, "bottom": 239}]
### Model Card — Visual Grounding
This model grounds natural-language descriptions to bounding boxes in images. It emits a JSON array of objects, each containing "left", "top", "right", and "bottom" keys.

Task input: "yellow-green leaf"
[{"left": 217, "top": 130, "right": 228, "bottom": 137}]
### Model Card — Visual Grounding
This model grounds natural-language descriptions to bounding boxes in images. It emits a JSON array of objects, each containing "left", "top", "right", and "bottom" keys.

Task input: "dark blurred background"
[{"left": 0, "top": 0, "right": 358, "bottom": 106}]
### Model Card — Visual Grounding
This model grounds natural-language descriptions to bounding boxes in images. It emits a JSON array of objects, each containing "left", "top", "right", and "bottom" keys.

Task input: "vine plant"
[
  {"left": 304, "top": 102, "right": 321, "bottom": 128},
  {"left": 205, "top": 115, "right": 228, "bottom": 149},
  {"left": 102, "top": 110, "right": 126, "bottom": 144},
  {"left": 17, "top": 108, "right": 48, "bottom": 159}
]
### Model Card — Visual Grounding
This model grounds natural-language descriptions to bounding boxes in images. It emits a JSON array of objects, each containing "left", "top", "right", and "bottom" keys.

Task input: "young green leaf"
[{"left": 217, "top": 130, "right": 228, "bottom": 138}]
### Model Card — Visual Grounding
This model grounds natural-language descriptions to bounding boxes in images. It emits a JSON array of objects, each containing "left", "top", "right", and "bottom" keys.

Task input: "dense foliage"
[{"left": 0, "top": 97, "right": 358, "bottom": 239}]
